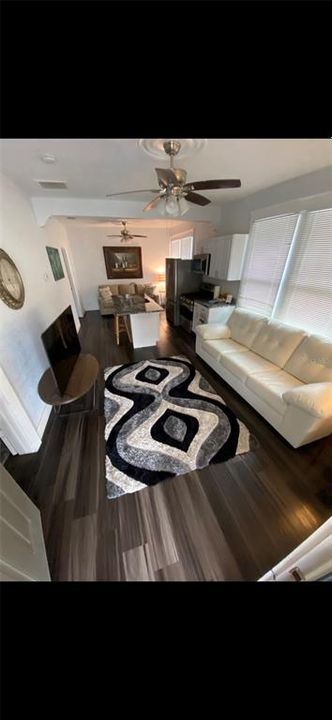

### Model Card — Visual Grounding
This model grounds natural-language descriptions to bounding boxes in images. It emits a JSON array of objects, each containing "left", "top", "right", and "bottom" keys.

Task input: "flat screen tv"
[{"left": 41, "top": 305, "right": 81, "bottom": 395}]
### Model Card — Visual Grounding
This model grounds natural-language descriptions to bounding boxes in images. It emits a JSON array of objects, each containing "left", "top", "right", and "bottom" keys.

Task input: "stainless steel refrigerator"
[{"left": 165, "top": 258, "right": 202, "bottom": 325}]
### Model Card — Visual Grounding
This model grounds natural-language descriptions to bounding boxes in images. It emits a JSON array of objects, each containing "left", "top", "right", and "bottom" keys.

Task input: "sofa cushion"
[
  {"left": 284, "top": 334, "right": 332, "bottom": 383},
  {"left": 227, "top": 308, "right": 268, "bottom": 348},
  {"left": 220, "top": 350, "right": 278, "bottom": 384},
  {"left": 99, "top": 283, "right": 118, "bottom": 295},
  {"left": 251, "top": 320, "right": 306, "bottom": 369},
  {"left": 283, "top": 382, "right": 332, "bottom": 419},
  {"left": 196, "top": 323, "right": 231, "bottom": 340},
  {"left": 144, "top": 284, "right": 156, "bottom": 296},
  {"left": 246, "top": 369, "right": 304, "bottom": 416},
  {"left": 203, "top": 338, "right": 249, "bottom": 362},
  {"left": 118, "top": 283, "right": 136, "bottom": 296},
  {"left": 136, "top": 284, "right": 145, "bottom": 296}
]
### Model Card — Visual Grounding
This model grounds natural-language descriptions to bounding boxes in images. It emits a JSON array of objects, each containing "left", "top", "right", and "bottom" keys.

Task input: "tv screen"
[{"left": 41, "top": 305, "right": 81, "bottom": 395}]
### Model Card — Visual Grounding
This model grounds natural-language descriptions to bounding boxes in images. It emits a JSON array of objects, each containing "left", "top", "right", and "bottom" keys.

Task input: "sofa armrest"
[
  {"left": 283, "top": 383, "right": 332, "bottom": 419},
  {"left": 196, "top": 323, "right": 231, "bottom": 341}
]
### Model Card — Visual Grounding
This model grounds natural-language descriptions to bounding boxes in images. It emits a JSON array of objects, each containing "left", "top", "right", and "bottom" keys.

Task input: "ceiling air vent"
[{"left": 34, "top": 180, "right": 68, "bottom": 190}]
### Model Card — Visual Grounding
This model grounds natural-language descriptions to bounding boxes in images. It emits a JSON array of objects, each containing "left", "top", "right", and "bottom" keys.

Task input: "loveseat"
[
  {"left": 195, "top": 307, "right": 332, "bottom": 448},
  {"left": 98, "top": 282, "right": 156, "bottom": 315}
]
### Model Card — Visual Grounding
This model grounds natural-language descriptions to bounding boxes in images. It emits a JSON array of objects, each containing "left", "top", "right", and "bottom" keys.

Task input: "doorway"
[{"left": 61, "top": 247, "right": 84, "bottom": 318}]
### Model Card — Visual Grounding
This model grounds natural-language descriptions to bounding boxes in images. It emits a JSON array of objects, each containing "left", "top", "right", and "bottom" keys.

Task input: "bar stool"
[{"left": 115, "top": 314, "right": 132, "bottom": 345}]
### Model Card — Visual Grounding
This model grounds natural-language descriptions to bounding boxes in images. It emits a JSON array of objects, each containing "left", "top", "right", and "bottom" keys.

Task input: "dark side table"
[{"left": 38, "top": 353, "right": 99, "bottom": 416}]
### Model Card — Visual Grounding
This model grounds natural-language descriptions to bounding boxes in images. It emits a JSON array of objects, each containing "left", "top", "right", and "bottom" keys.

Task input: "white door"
[
  {"left": 0, "top": 365, "right": 43, "bottom": 455},
  {"left": 61, "top": 247, "right": 84, "bottom": 317},
  {"left": 0, "top": 464, "right": 50, "bottom": 581}
]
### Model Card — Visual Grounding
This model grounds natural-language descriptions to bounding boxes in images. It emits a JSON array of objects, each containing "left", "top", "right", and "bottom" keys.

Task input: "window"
[
  {"left": 273, "top": 208, "right": 332, "bottom": 336},
  {"left": 237, "top": 214, "right": 298, "bottom": 315},
  {"left": 238, "top": 206, "right": 332, "bottom": 336}
]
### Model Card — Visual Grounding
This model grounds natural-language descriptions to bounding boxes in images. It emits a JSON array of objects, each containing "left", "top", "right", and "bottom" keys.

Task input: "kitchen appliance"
[
  {"left": 193, "top": 253, "right": 211, "bottom": 275},
  {"left": 179, "top": 282, "right": 221, "bottom": 332},
  {"left": 165, "top": 258, "right": 202, "bottom": 325}
]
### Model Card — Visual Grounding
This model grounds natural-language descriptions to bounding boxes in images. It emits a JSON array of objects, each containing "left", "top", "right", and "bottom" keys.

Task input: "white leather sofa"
[{"left": 195, "top": 307, "right": 332, "bottom": 448}]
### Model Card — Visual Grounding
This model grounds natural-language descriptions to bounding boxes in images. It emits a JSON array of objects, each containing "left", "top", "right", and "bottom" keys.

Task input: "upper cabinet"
[
  {"left": 205, "top": 234, "right": 248, "bottom": 280},
  {"left": 169, "top": 235, "right": 194, "bottom": 260}
]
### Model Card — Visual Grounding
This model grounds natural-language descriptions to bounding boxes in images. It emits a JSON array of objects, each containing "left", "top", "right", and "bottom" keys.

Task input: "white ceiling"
[{"left": 1, "top": 138, "right": 331, "bottom": 205}]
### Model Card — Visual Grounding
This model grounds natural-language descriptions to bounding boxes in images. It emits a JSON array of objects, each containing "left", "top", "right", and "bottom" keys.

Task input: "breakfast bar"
[{"left": 112, "top": 294, "right": 164, "bottom": 348}]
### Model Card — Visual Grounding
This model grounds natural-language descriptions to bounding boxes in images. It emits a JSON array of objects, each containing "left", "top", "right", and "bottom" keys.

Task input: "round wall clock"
[{"left": 0, "top": 249, "right": 25, "bottom": 309}]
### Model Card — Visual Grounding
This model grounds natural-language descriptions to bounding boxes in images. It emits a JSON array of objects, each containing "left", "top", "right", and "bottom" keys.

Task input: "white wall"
[
  {"left": 0, "top": 173, "right": 80, "bottom": 437},
  {"left": 65, "top": 223, "right": 174, "bottom": 310},
  {"left": 215, "top": 166, "right": 332, "bottom": 235}
]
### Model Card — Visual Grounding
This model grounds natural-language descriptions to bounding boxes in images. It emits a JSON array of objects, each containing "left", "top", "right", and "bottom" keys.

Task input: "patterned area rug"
[{"left": 104, "top": 355, "right": 253, "bottom": 499}]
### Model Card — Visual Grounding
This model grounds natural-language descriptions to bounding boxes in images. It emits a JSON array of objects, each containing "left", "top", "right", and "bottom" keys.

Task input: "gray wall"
[{"left": 216, "top": 166, "right": 332, "bottom": 234}]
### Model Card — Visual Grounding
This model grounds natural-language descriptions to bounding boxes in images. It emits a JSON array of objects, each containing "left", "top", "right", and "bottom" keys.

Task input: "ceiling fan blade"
[
  {"left": 106, "top": 189, "right": 159, "bottom": 197},
  {"left": 131, "top": 234, "right": 148, "bottom": 238},
  {"left": 184, "top": 179, "right": 241, "bottom": 191},
  {"left": 184, "top": 191, "right": 211, "bottom": 207},
  {"left": 106, "top": 234, "right": 121, "bottom": 237},
  {"left": 143, "top": 196, "right": 162, "bottom": 212},
  {"left": 155, "top": 168, "right": 178, "bottom": 187}
]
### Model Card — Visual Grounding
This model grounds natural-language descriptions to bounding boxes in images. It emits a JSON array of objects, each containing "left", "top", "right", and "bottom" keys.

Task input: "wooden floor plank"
[{"left": 5, "top": 311, "right": 332, "bottom": 581}]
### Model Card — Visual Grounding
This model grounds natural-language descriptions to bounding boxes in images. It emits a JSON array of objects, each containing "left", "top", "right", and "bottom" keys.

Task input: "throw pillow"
[
  {"left": 100, "top": 287, "right": 112, "bottom": 300},
  {"left": 144, "top": 284, "right": 156, "bottom": 298}
]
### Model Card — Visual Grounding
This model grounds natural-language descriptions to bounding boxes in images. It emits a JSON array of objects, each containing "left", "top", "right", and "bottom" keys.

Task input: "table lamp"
[{"left": 156, "top": 273, "right": 165, "bottom": 290}]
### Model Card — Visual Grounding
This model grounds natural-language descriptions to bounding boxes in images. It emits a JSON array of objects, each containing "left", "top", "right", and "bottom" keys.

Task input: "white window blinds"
[
  {"left": 237, "top": 213, "right": 298, "bottom": 316},
  {"left": 274, "top": 208, "right": 332, "bottom": 336}
]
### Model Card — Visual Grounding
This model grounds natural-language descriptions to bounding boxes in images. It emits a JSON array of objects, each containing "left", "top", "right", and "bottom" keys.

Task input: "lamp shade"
[
  {"left": 178, "top": 196, "right": 190, "bottom": 215},
  {"left": 157, "top": 273, "right": 165, "bottom": 283},
  {"left": 165, "top": 196, "right": 179, "bottom": 216}
]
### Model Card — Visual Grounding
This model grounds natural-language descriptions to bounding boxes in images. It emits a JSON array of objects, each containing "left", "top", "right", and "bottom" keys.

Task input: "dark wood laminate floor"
[{"left": 6, "top": 311, "right": 332, "bottom": 581}]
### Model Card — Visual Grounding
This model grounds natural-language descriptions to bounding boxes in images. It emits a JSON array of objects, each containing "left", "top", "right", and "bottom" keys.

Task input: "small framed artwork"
[
  {"left": 46, "top": 246, "right": 65, "bottom": 281},
  {"left": 103, "top": 246, "right": 143, "bottom": 279}
]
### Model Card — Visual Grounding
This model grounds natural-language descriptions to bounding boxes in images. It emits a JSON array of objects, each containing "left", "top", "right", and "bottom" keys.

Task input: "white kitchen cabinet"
[
  {"left": 169, "top": 235, "right": 194, "bottom": 260},
  {"left": 192, "top": 302, "right": 234, "bottom": 334},
  {"left": 205, "top": 234, "right": 248, "bottom": 280},
  {"left": 170, "top": 238, "right": 181, "bottom": 258}
]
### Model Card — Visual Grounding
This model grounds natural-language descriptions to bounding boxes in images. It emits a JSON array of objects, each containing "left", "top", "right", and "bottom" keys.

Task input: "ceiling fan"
[
  {"left": 106, "top": 140, "right": 241, "bottom": 216},
  {"left": 106, "top": 220, "right": 147, "bottom": 243}
]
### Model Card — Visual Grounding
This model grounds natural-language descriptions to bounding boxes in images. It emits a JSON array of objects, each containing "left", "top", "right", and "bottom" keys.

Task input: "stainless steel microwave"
[{"left": 193, "top": 253, "right": 211, "bottom": 275}]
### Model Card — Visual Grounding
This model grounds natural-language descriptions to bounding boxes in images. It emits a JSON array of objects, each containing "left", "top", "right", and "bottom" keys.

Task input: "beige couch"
[
  {"left": 196, "top": 307, "right": 332, "bottom": 448},
  {"left": 98, "top": 282, "right": 156, "bottom": 315}
]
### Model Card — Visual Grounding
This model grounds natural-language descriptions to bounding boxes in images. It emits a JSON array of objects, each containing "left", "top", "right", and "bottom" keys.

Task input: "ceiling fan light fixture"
[
  {"left": 178, "top": 196, "right": 190, "bottom": 216},
  {"left": 165, "top": 195, "right": 179, "bottom": 216},
  {"left": 158, "top": 197, "right": 167, "bottom": 216}
]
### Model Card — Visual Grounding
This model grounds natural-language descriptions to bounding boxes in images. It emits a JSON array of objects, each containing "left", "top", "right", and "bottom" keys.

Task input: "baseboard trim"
[{"left": 36, "top": 404, "right": 52, "bottom": 439}]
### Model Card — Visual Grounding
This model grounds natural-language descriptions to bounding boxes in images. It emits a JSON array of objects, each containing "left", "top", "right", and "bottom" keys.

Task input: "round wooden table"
[{"left": 38, "top": 353, "right": 99, "bottom": 414}]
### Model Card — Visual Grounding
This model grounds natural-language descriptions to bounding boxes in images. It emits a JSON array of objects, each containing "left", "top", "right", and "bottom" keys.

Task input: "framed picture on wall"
[
  {"left": 103, "top": 246, "right": 143, "bottom": 279},
  {"left": 46, "top": 246, "right": 65, "bottom": 281}
]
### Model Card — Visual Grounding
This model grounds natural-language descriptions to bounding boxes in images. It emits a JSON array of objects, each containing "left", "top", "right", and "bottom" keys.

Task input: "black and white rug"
[{"left": 104, "top": 356, "right": 253, "bottom": 499}]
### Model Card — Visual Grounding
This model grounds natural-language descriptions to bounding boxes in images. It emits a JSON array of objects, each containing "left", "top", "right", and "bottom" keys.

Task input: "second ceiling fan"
[
  {"left": 106, "top": 140, "right": 241, "bottom": 216},
  {"left": 107, "top": 220, "right": 147, "bottom": 243}
]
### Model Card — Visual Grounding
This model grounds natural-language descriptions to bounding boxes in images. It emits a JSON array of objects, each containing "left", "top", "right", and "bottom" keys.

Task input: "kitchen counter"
[
  {"left": 111, "top": 294, "right": 163, "bottom": 316},
  {"left": 192, "top": 301, "right": 235, "bottom": 334},
  {"left": 112, "top": 294, "right": 163, "bottom": 348},
  {"left": 194, "top": 299, "right": 236, "bottom": 308}
]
